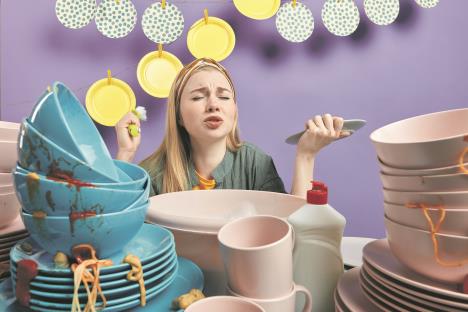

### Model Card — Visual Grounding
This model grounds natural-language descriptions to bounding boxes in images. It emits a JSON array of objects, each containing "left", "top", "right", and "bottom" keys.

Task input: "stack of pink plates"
[
  {"left": 335, "top": 239, "right": 468, "bottom": 311},
  {"left": 336, "top": 239, "right": 468, "bottom": 312},
  {"left": 0, "top": 215, "right": 28, "bottom": 282},
  {"left": 335, "top": 267, "right": 381, "bottom": 311},
  {"left": 0, "top": 121, "right": 19, "bottom": 173},
  {"left": 0, "top": 121, "right": 21, "bottom": 234}
]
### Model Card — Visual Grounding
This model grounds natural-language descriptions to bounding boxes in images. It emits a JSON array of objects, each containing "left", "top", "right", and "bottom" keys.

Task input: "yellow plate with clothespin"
[
  {"left": 233, "top": 0, "right": 281, "bottom": 20},
  {"left": 187, "top": 9, "right": 235, "bottom": 62},
  {"left": 137, "top": 44, "right": 183, "bottom": 98},
  {"left": 86, "top": 70, "right": 136, "bottom": 126}
]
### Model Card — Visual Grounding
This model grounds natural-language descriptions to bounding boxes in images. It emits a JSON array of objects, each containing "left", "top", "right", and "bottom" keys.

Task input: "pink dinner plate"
[
  {"left": 363, "top": 239, "right": 468, "bottom": 303},
  {"left": 363, "top": 263, "right": 467, "bottom": 311},
  {"left": 0, "top": 215, "right": 25, "bottom": 236},
  {"left": 336, "top": 267, "right": 382, "bottom": 311}
]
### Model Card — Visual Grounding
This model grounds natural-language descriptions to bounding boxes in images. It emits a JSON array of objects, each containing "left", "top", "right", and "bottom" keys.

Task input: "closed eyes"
[{"left": 191, "top": 96, "right": 230, "bottom": 101}]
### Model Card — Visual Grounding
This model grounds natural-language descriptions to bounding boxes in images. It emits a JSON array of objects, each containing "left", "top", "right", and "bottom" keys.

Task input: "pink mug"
[
  {"left": 218, "top": 215, "right": 295, "bottom": 299},
  {"left": 227, "top": 283, "right": 312, "bottom": 312},
  {"left": 185, "top": 296, "right": 266, "bottom": 312}
]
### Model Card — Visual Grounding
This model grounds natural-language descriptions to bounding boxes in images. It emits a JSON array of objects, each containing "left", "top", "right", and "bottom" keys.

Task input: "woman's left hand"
[{"left": 296, "top": 114, "right": 351, "bottom": 157}]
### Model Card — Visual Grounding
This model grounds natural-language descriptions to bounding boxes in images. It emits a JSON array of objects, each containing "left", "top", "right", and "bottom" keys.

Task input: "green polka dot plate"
[
  {"left": 95, "top": 0, "right": 137, "bottom": 38},
  {"left": 276, "top": 2, "right": 314, "bottom": 43},
  {"left": 364, "top": 0, "right": 399, "bottom": 26},
  {"left": 415, "top": 0, "right": 439, "bottom": 9},
  {"left": 322, "top": 0, "right": 360, "bottom": 37},
  {"left": 55, "top": 0, "right": 96, "bottom": 29},
  {"left": 142, "top": 2, "right": 184, "bottom": 44}
]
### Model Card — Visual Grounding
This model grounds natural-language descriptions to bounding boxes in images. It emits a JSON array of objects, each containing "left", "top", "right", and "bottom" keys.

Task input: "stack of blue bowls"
[
  {"left": 13, "top": 82, "right": 151, "bottom": 258},
  {"left": 6, "top": 82, "right": 205, "bottom": 312}
]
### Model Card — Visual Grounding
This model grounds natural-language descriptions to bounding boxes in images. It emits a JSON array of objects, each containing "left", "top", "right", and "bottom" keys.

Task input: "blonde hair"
[{"left": 140, "top": 58, "right": 242, "bottom": 194}]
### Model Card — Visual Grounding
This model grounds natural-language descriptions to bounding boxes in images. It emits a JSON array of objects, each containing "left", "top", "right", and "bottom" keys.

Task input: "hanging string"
[
  {"left": 3, "top": 0, "right": 239, "bottom": 110},
  {"left": 3, "top": 65, "right": 135, "bottom": 109}
]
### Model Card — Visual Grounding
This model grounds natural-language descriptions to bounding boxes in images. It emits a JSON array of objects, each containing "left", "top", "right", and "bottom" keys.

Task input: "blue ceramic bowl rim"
[
  {"left": 122, "top": 180, "right": 150, "bottom": 211},
  {"left": 20, "top": 119, "right": 120, "bottom": 183},
  {"left": 14, "top": 160, "right": 149, "bottom": 188},
  {"left": 21, "top": 201, "right": 149, "bottom": 219},
  {"left": 105, "top": 160, "right": 149, "bottom": 187},
  {"left": 14, "top": 168, "right": 144, "bottom": 195}
]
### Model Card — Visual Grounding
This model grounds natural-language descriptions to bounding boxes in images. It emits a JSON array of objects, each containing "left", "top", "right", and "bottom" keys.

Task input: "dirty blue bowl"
[
  {"left": 121, "top": 176, "right": 150, "bottom": 211},
  {"left": 18, "top": 119, "right": 126, "bottom": 183},
  {"left": 13, "top": 167, "right": 146, "bottom": 216},
  {"left": 102, "top": 160, "right": 150, "bottom": 190},
  {"left": 15, "top": 159, "right": 149, "bottom": 191},
  {"left": 29, "top": 82, "right": 119, "bottom": 181},
  {"left": 21, "top": 201, "right": 149, "bottom": 258}
]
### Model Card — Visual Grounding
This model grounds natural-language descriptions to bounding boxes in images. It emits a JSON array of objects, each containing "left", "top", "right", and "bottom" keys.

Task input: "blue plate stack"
[{"left": 4, "top": 82, "right": 204, "bottom": 311}]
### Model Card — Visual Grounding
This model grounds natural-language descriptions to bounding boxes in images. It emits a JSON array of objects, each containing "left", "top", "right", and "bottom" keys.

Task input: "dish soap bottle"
[{"left": 288, "top": 181, "right": 346, "bottom": 312}]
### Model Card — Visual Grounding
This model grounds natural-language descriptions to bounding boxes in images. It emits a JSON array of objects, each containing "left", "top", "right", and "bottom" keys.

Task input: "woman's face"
[{"left": 179, "top": 68, "right": 237, "bottom": 144}]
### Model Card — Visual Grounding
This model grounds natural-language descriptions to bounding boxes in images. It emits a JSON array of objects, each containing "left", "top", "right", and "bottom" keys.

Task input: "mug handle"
[
  {"left": 295, "top": 284, "right": 312, "bottom": 312},
  {"left": 290, "top": 223, "right": 297, "bottom": 253}
]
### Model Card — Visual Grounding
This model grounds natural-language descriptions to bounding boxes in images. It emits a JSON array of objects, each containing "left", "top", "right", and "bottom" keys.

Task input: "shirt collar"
[{"left": 188, "top": 149, "right": 234, "bottom": 187}]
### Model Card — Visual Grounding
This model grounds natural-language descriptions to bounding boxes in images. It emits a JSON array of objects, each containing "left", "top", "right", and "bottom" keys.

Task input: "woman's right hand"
[{"left": 115, "top": 112, "right": 141, "bottom": 162}]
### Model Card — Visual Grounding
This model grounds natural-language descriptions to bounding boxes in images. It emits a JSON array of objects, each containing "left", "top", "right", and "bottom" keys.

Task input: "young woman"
[{"left": 115, "top": 58, "right": 349, "bottom": 198}]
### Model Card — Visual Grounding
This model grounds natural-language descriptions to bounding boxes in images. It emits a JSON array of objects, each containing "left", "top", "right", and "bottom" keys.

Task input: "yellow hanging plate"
[
  {"left": 86, "top": 76, "right": 136, "bottom": 126},
  {"left": 233, "top": 0, "right": 281, "bottom": 20},
  {"left": 137, "top": 50, "right": 183, "bottom": 98},
  {"left": 187, "top": 16, "right": 235, "bottom": 62}
]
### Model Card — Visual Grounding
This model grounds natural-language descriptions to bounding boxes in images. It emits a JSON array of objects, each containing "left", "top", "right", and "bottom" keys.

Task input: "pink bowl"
[
  {"left": 0, "top": 173, "right": 13, "bottom": 185},
  {"left": 385, "top": 216, "right": 468, "bottom": 284},
  {"left": 0, "top": 184, "right": 13, "bottom": 194},
  {"left": 0, "top": 121, "right": 19, "bottom": 142},
  {"left": 146, "top": 190, "right": 305, "bottom": 295},
  {"left": 379, "top": 172, "right": 468, "bottom": 192},
  {"left": 0, "top": 192, "right": 21, "bottom": 229},
  {"left": 0, "top": 141, "right": 17, "bottom": 173},
  {"left": 384, "top": 202, "right": 468, "bottom": 236},
  {"left": 370, "top": 108, "right": 468, "bottom": 169},
  {"left": 378, "top": 158, "right": 468, "bottom": 176},
  {"left": 185, "top": 296, "right": 265, "bottom": 312},
  {"left": 383, "top": 189, "right": 468, "bottom": 208}
]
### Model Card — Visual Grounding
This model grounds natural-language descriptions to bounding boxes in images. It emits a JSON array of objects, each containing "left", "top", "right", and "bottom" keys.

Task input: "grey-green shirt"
[{"left": 142, "top": 142, "right": 286, "bottom": 196}]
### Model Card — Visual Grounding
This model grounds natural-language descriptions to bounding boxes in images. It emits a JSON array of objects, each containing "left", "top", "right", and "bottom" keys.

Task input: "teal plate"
[
  {"left": 0, "top": 257, "right": 203, "bottom": 312},
  {"left": 18, "top": 256, "right": 178, "bottom": 305},
  {"left": 10, "top": 223, "right": 173, "bottom": 279},
  {"left": 11, "top": 244, "right": 175, "bottom": 286},
  {"left": 0, "top": 232, "right": 29, "bottom": 245},
  {"left": 11, "top": 251, "right": 177, "bottom": 295}
]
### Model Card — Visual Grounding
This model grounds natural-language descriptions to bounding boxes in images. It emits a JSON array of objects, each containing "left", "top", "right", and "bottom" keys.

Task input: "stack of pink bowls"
[
  {"left": 0, "top": 121, "right": 27, "bottom": 282},
  {"left": 335, "top": 108, "right": 468, "bottom": 311}
]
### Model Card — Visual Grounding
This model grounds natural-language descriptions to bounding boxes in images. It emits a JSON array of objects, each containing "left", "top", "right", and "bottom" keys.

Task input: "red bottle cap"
[{"left": 307, "top": 181, "right": 328, "bottom": 205}]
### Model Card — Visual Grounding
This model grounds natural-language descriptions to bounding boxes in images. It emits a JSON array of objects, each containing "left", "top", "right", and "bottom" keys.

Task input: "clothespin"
[
  {"left": 292, "top": 0, "right": 297, "bottom": 8},
  {"left": 158, "top": 43, "right": 163, "bottom": 57},
  {"left": 204, "top": 9, "right": 209, "bottom": 24}
]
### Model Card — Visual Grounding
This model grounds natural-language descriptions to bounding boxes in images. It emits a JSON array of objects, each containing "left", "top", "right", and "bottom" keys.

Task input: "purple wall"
[{"left": 2, "top": 0, "right": 467, "bottom": 238}]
